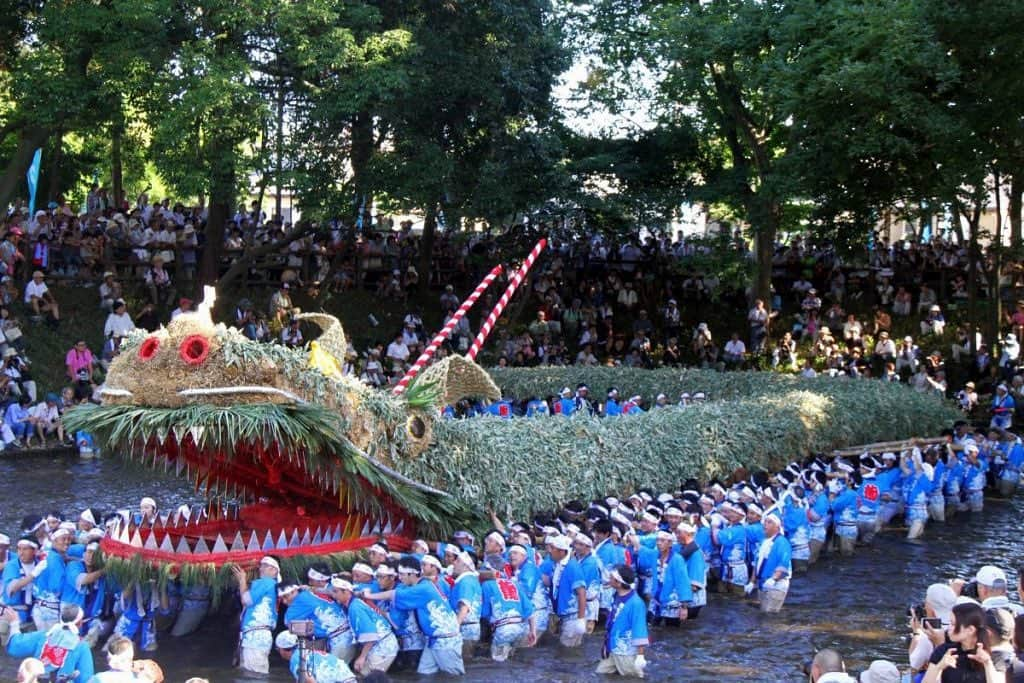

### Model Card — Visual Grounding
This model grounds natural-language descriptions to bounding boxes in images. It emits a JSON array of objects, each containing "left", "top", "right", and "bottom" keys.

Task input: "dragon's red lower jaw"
[
  {"left": 105, "top": 437, "right": 416, "bottom": 575},
  {"left": 102, "top": 502, "right": 411, "bottom": 571}
]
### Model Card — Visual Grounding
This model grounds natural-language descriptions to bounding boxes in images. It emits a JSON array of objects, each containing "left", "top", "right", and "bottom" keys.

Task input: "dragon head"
[{"left": 65, "top": 288, "right": 500, "bottom": 585}]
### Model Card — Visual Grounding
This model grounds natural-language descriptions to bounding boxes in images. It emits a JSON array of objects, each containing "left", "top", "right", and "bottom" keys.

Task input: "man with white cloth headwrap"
[
  {"left": 748, "top": 510, "right": 792, "bottom": 613},
  {"left": 231, "top": 556, "right": 281, "bottom": 673},
  {"left": 596, "top": 564, "right": 649, "bottom": 678}
]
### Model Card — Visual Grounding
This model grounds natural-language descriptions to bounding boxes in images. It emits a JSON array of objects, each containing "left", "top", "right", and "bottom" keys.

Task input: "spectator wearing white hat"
[
  {"left": 24, "top": 270, "right": 59, "bottom": 325},
  {"left": 908, "top": 583, "right": 957, "bottom": 674},
  {"left": 975, "top": 565, "right": 1024, "bottom": 616},
  {"left": 858, "top": 659, "right": 900, "bottom": 683},
  {"left": 921, "top": 304, "right": 946, "bottom": 336},
  {"left": 231, "top": 557, "right": 281, "bottom": 674}
]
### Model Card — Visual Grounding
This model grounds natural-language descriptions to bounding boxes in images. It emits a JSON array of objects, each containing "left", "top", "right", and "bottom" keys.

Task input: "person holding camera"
[
  {"left": 908, "top": 583, "right": 958, "bottom": 676},
  {"left": 274, "top": 629, "right": 357, "bottom": 683},
  {"left": 281, "top": 576, "right": 353, "bottom": 662},
  {"left": 922, "top": 602, "right": 998, "bottom": 683}
]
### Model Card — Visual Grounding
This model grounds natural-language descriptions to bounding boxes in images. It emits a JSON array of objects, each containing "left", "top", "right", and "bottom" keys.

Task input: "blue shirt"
[
  {"left": 554, "top": 397, "right": 575, "bottom": 416},
  {"left": 604, "top": 590, "right": 649, "bottom": 656},
  {"left": 650, "top": 552, "right": 692, "bottom": 606},
  {"left": 450, "top": 572, "right": 482, "bottom": 639},
  {"left": 480, "top": 577, "right": 533, "bottom": 625},
  {"left": 604, "top": 399, "right": 621, "bottom": 417},
  {"left": 2, "top": 557, "right": 34, "bottom": 619},
  {"left": 345, "top": 597, "right": 393, "bottom": 644},
  {"left": 8, "top": 627, "right": 95, "bottom": 683},
  {"left": 525, "top": 399, "right": 549, "bottom": 417},
  {"left": 240, "top": 577, "right": 278, "bottom": 649},
  {"left": 284, "top": 589, "right": 348, "bottom": 641},
  {"left": 287, "top": 647, "right": 356, "bottom": 683},
  {"left": 551, "top": 557, "right": 585, "bottom": 617},
  {"left": 393, "top": 578, "right": 460, "bottom": 639},
  {"left": 756, "top": 534, "right": 792, "bottom": 586}
]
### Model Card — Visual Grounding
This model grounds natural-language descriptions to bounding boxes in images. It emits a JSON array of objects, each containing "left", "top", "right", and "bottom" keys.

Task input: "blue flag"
[{"left": 26, "top": 148, "right": 42, "bottom": 216}]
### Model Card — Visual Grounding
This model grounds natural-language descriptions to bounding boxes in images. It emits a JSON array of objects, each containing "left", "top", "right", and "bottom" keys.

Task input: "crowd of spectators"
[{"left": 7, "top": 191, "right": 1024, "bottom": 425}]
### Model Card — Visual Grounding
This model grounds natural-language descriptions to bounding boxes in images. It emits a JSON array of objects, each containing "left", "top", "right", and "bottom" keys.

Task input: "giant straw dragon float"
[{"left": 64, "top": 247, "right": 959, "bottom": 588}]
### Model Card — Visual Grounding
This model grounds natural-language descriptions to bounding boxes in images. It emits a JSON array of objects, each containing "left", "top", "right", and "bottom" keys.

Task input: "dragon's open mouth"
[{"left": 64, "top": 401, "right": 453, "bottom": 585}]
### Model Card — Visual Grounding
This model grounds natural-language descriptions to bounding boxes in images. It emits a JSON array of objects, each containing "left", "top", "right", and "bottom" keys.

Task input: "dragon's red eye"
[
  {"left": 138, "top": 337, "right": 160, "bottom": 362},
  {"left": 179, "top": 335, "right": 211, "bottom": 366}
]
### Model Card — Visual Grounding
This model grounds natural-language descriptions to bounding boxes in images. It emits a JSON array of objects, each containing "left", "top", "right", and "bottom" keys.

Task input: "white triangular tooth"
[
  {"left": 331, "top": 523, "right": 342, "bottom": 542},
  {"left": 394, "top": 519, "right": 404, "bottom": 534},
  {"left": 248, "top": 532, "right": 261, "bottom": 552},
  {"left": 300, "top": 528, "right": 311, "bottom": 547},
  {"left": 262, "top": 531, "right": 275, "bottom": 551},
  {"left": 370, "top": 519, "right": 382, "bottom": 535},
  {"left": 193, "top": 537, "right": 210, "bottom": 554},
  {"left": 276, "top": 530, "right": 288, "bottom": 549},
  {"left": 212, "top": 534, "right": 228, "bottom": 554},
  {"left": 176, "top": 536, "right": 192, "bottom": 555},
  {"left": 288, "top": 529, "right": 300, "bottom": 547},
  {"left": 231, "top": 532, "right": 245, "bottom": 552},
  {"left": 312, "top": 527, "right": 323, "bottom": 546},
  {"left": 383, "top": 516, "right": 393, "bottom": 535},
  {"left": 143, "top": 532, "right": 158, "bottom": 550},
  {"left": 159, "top": 535, "right": 174, "bottom": 553},
  {"left": 118, "top": 524, "right": 132, "bottom": 544}
]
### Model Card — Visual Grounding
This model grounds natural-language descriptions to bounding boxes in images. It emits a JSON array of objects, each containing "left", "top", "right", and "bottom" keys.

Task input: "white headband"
[
  {"left": 329, "top": 577, "right": 353, "bottom": 591},
  {"left": 79, "top": 509, "right": 96, "bottom": 525},
  {"left": 351, "top": 562, "right": 374, "bottom": 576},
  {"left": 307, "top": 568, "right": 330, "bottom": 582},
  {"left": 609, "top": 569, "right": 633, "bottom": 588}
]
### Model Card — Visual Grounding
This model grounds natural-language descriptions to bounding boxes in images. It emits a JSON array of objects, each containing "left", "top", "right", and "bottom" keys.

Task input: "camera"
[
  {"left": 906, "top": 604, "right": 925, "bottom": 619},
  {"left": 288, "top": 619, "right": 315, "bottom": 638}
]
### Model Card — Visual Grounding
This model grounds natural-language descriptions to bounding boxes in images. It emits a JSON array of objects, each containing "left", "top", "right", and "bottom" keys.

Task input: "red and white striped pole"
[
  {"left": 467, "top": 238, "right": 547, "bottom": 360},
  {"left": 392, "top": 264, "right": 504, "bottom": 395}
]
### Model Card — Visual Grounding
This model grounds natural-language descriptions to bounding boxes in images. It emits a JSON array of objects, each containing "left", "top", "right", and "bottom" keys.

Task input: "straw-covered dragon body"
[{"left": 65, "top": 292, "right": 958, "bottom": 587}]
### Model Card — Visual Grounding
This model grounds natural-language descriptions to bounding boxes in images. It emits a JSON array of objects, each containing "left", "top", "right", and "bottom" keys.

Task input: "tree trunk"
[
  {"left": 991, "top": 170, "right": 1003, "bottom": 351},
  {"left": 46, "top": 129, "right": 64, "bottom": 204},
  {"left": 274, "top": 77, "right": 286, "bottom": 222},
  {"left": 350, "top": 111, "right": 373, "bottom": 227},
  {"left": 111, "top": 113, "right": 124, "bottom": 209},
  {"left": 200, "top": 142, "right": 236, "bottom": 287},
  {"left": 0, "top": 126, "right": 49, "bottom": 210},
  {"left": 1010, "top": 172, "right": 1023, "bottom": 249},
  {"left": 418, "top": 203, "right": 437, "bottom": 290},
  {"left": 748, "top": 198, "right": 779, "bottom": 308}
]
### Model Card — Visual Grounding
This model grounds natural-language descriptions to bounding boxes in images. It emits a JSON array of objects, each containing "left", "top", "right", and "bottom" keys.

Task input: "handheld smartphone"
[{"left": 922, "top": 617, "right": 942, "bottom": 630}]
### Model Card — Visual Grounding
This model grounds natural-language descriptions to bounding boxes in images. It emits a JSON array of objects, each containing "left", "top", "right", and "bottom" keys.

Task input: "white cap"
[
  {"left": 975, "top": 565, "right": 1007, "bottom": 588},
  {"left": 79, "top": 509, "right": 96, "bottom": 525},
  {"left": 859, "top": 660, "right": 900, "bottom": 683},
  {"left": 140, "top": 497, "right": 157, "bottom": 510}
]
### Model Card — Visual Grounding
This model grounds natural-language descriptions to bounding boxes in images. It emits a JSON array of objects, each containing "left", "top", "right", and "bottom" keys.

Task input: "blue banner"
[{"left": 26, "top": 148, "right": 42, "bottom": 216}]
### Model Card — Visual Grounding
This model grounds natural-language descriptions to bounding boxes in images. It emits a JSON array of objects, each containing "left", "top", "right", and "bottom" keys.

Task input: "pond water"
[{"left": 0, "top": 455, "right": 1020, "bottom": 682}]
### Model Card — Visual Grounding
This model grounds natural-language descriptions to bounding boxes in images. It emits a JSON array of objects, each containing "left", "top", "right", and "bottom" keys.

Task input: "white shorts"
[{"left": 240, "top": 645, "right": 271, "bottom": 674}]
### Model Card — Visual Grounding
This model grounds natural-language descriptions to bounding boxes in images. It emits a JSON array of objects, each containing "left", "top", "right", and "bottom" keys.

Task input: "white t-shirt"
[
  {"left": 724, "top": 340, "right": 746, "bottom": 356},
  {"left": 24, "top": 280, "right": 48, "bottom": 303},
  {"left": 386, "top": 341, "right": 410, "bottom": 362},
  {"left": 104, "top": 312, "right": 135, "bottom": 339}
]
